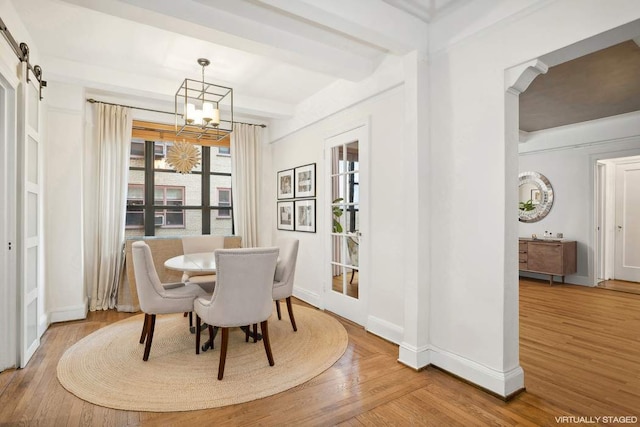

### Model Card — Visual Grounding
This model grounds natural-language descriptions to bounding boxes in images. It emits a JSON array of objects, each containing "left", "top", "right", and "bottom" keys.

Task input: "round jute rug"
[{"left": 57, "top": 306, "right": 348, "bottom": 412}]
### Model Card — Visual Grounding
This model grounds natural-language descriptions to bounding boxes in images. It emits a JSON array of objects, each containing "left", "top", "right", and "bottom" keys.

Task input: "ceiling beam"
[
  {"left": 253, "top": 0, "right": 428, "bottom": 54},
  {"left": 60, "top": 0, "right": 379, "bottom": 81}
]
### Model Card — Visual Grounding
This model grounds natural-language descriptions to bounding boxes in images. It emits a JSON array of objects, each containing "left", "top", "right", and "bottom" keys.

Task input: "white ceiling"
[{"left": 13, "top": 0, "right": 463, "bottom": 119}]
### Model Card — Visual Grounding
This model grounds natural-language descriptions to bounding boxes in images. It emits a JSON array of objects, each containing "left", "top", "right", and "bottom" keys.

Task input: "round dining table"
[{"left": 164, "top": 252, "right": 216, "bottom": 273}]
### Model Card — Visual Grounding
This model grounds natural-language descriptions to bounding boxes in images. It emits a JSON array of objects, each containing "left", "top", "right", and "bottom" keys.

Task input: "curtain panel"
[
  {"left": 86, "top": 104, "right": 132, "bottom": 311},
  {"left": 230, "top": 123, "right": 263, "bottom": 248}
]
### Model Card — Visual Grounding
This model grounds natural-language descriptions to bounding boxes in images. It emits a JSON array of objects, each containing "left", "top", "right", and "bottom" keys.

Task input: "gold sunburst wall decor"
[{"left": 166, "top": 140, "right": 201, "bottom": 174}]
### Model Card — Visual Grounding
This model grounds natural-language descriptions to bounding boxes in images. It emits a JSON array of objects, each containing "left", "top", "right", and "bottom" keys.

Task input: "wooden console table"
[{"left": 519, "top": 238, "right": 577, "bottom": 285}]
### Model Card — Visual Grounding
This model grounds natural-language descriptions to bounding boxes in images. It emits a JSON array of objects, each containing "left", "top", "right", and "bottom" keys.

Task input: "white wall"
[
  {"left": 519, "top": 112, "right": 640, "bottom": 285},
  {"left": 427, "top": 0, "right": 640, "bottom": 396},
  {"left": 268, "top": 84, "right": 406, "bottom": 339},
  {"left": 45, "top": 82, "right": 87, "bottom": 322}
]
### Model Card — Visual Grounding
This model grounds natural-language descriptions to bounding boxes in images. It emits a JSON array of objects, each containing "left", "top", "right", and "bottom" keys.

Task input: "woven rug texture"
[{"left": 57, "top": 305, "right": 348, "bottom": 412}]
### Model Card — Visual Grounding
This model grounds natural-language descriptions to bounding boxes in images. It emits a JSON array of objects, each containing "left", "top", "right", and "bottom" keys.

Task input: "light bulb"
[
  {"left": 193, "top": 108, "right": 203, "bottom": 126},
  {"left": 202, "top": 102, "right": 214, "bottom": 123},
  {"left": 211, "top": 108, "right": 220, "bottom": 126},
  {"left": 186, "top": 103, "right": 196, "bottom": 124}
]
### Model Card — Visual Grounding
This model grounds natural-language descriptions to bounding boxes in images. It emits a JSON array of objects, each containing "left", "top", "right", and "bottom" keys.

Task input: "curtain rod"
[{"left": 86, "top": 98, "right": 267, "bottom": 128}]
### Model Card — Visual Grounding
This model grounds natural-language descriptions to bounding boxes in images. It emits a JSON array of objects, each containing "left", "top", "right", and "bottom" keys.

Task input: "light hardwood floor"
[{"left": 1, "top": 278, "right": 639, "bottom": 426}]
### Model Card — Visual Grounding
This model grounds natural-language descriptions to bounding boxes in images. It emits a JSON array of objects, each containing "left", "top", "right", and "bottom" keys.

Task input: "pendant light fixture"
[{"left": 175, "top": 58, "right": 233, "bottom": 142}]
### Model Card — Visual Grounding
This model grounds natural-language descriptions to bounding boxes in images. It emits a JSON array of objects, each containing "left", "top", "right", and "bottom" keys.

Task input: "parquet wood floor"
[{"left": 1, "top": 279, "right": 639, "bottom": 426}]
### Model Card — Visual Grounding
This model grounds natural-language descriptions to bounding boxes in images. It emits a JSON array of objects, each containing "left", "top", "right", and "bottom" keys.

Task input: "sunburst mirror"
[{"left": 166, "top": 140, "right": 201, "bottom": 174}]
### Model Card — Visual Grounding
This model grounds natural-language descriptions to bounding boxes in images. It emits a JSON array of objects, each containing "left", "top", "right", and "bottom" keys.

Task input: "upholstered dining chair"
[
  {"left": 273, "top": 238, "right": 300, "bottom": 332},
  {"left": 194, "top": 247, "right": 279, "bottom": 380},
  {"left": 131, "top": 241, "right": 208, "bottom": 361},
  {"left": 346, "top": 236, "right": 359, "bottom": 284},
  {"left": 181, "top": 235, "right": 225, "bottom": 293}
]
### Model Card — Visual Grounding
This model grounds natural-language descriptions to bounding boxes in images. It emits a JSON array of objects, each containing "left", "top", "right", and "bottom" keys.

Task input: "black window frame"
[{"left": 127, "top": 139, "right": 234, "bottom": 236}]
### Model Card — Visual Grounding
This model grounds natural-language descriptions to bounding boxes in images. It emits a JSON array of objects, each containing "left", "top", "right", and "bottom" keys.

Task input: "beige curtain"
[
  {"left": 231, "top": 123, "right": 262, "bottom": 247},
  {"left": 87, "top": 104, "right": 132, "bottom": 310}
]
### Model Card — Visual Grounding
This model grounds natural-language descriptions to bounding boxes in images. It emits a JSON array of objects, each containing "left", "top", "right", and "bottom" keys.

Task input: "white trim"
[
  {"left": 366, "top": 315, "right": 403, "bottom": 344},
  {"left": 48, "top": 299, "right": 88, "bottom": 324},
  {"left": 292, "top": 287, "right": 321, "bottom": 309},
  {"left": 398, "top": 342, "right": 431, "bottom": 369},
  {"left": 429, "top": 345, "right": 525, "bottom": 397}
]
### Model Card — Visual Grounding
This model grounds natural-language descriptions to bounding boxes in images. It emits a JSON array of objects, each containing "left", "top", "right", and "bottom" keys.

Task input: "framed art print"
[
  {"left": 277, "top": 169, "right": 294, "bottom": 199},
  {"left": 277, "top": 201, "right": 294, "bottom": 231},
  {"left": 294, "top": 199, "right": 316, "bottom": 233},
  {"left": 294, "top": 163, "right": 315, "bottom": 198}
]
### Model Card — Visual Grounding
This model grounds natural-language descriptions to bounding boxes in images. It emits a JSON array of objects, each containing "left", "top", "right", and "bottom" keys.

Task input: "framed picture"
[
  {"left": 277, "top": 201, "right": 294, "bottom": 231},
  {"left": 294, "top": 199, "right": 316, "bottom": 233},
  {"left": 531, "top": 188, "right": 541, "bottom": 205},
  {"left": 294, "top": 163, "right": 316, "bottom": 198},
  {"left": 277, "top": 169, "right": 294, "bottom": 199}
]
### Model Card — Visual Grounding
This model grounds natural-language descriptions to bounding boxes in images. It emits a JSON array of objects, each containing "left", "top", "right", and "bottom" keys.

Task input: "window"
[
  {"left": 217, "top": 146, "right": 230, "bottom": 156},
  {"left": 217, "top": 188, "right": 232, "bottom": 218},
  {"left": 126, "top": 185, "right": 185, "bottom": 229},
  {"left": 154, "top": 186, "right": 185, "bottom": 227},
  {"left": 126, "top": 184, "right": 144, "bottom": 228},
  {"left": 125, "top": 131, "right": 233, "bottom": 238}
]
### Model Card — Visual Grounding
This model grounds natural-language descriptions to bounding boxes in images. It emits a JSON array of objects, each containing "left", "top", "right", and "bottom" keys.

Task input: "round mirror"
[{"left": 518, "top": 171, "right": 553, "bottom": 223}]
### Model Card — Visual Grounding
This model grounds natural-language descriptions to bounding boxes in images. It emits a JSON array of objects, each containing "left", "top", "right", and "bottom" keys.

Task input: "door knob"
[{"left": 618, "top": 225, "right": 623, "bottom": 230}]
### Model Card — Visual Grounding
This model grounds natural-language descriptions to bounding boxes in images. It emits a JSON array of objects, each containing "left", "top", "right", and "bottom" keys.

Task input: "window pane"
[
  {"left": 130, "top": 140, "right": 145, "bottom": 158},
  {"left": 156, "top": 172, "right": 201, "bottom": 206},
  {"left": 155, "top": 210, "right": 201, "bottom": 237},
  {"left": 211, "top": 148, "right": 232, "bottom": 173},
  {"left": 211, "top": 211, "right": 233, "bottom": 235}
]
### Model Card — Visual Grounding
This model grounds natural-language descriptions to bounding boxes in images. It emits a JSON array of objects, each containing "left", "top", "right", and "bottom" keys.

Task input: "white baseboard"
[
  {"left": 367, "top": 315, "right": 403, "bottom": 344},
  {"left": 429, "top": 345, "right": 525, "bottom": 397},
  {"left": 49, "top": 298, "right": 88, "bottom": 324},
  {"left": 398, "top": 342, "right": 431, "bottom": 369},
  {"left": 292, "top": 287, "right": 321, "bottom": 308}
]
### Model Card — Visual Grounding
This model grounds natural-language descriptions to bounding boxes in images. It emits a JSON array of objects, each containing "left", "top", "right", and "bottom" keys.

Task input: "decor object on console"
[
  {"left": 175, "top": 58, "right": 233, "bottom": 142},
  {"left": 165, "top": 140, "right": 201, "bottom": 174},
  {"left": 518, "top": 171, "right": 554, "bottom": 222},
  {"left": 518, "top": 238, "right": 576, "bottom": 284}
]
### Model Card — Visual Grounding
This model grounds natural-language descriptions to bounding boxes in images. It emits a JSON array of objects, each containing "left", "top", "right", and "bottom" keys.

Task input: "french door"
[{"left": 325, "top": 124, "right": 368, "bottom": 325}]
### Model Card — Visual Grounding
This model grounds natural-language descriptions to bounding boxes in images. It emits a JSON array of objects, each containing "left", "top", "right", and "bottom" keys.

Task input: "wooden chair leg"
[
  {"left": 350, "top": 269, "right": 355, "bottom": 284},
  {"left": 252, "top": 324, "right": 258, "bottom": 343},
  {"left": 286, "top": 297, "right": 298, "bottom": 332},
  {"left": 275, "top": 300, "right": 282, "bottom": 320},
  {"left": 139, "top": 313, "right": 149, "bottom": 344},
  {"left": 208, "top": 325, "right": 215, "bottom": 349},
  {"left": 195, "top": 314, "right": 201, "bottom": 354},
  {"left": 142, "top": 314, "right": 156, "bottom": 361},
  {"left": 189, "top": 312, "right": 193, "bottom": 328},
  {"left": 261, "top": 320, "right": 275, "bottom": 367},
  {"left": 218, "top": 327, "right": 229, "bottom": 380},
  {"left": 183, "top": 312, "right": 188, "bottom": 317}
]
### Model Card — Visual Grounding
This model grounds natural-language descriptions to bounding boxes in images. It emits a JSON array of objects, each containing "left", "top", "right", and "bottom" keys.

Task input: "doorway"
[
  {"left": 596, "top": 156, "right": 640, "bottom": 286},
  {"left": 324, "top": 124, "right": 368, "bottom": 326}
]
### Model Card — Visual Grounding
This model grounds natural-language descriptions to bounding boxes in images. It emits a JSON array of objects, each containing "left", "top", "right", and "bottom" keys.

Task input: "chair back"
[
  {"left": 346, "top": 237, "right": 359, "bottom": 267},
  {"left": 131, "top": 241, "right": 166, "bottom": 312},
  {"left": 204, "top": 247, "right": 279, "bottom": 327},
  {"left": 273, "top": 238, "right": 299, "bottom": 298},
  {"left": 182, "top": 235, "right": 225, "bottom": 254}
]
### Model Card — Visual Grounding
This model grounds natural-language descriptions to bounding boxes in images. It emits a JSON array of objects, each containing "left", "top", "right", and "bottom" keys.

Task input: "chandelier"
[{"left": 175, "top": 58, "right": 233, "bottom": 141}]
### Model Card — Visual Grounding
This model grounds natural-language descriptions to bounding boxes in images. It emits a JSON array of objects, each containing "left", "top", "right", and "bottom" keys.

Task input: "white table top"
[{"left": 164, "top": 252, "right": 216, "bottom": 273}]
